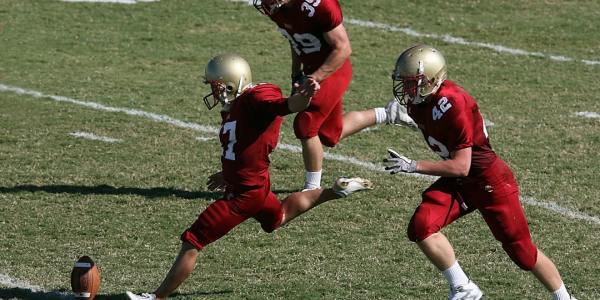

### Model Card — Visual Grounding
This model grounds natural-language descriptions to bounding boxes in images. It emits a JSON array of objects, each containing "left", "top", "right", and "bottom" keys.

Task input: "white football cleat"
[
  {"left": 126, "top": 291, "right": 157, "bottom": 300},
  {"left": 332, "top": 177, "right": 373, "bottom": 197},
  {"left": 385, "top": 99, "right": 417, "bottom": 128},
  {"left": 448, "top": 281, "right": 483, "bottom": 300}
]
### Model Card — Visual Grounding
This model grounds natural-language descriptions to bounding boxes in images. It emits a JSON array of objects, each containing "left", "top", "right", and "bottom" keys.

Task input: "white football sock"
[
  {"left": 442, "top": 261, "right": 470, "bottom": 289},
  {"left": 374, "top": 107, "right": 387, "bottom": 124},
  {"left": 303, "top": 170, "right": 322, "bottom": 190},
  {"left": 552, "top": 283, "right": 572, "bottom": 300}
]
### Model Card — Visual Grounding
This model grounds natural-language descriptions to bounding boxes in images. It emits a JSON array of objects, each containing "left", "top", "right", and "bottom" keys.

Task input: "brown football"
[{"left": 70, "top": 256, "right": 101, "bottom": 300}]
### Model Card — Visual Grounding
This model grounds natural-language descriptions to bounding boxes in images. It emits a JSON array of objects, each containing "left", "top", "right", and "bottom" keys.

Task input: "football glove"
[
  {"left": 207, "top": 171, "right": 226, "bottom": 192},
  {"left": 291, "top": 72, "right": 308, "bottom": 95},
  {"left": 384, "top": 148, "right": 417, "bottom": 174}
]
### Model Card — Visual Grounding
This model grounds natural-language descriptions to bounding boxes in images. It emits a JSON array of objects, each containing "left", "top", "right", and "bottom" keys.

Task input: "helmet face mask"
[
  {"left": 203, "top": 80, "right": 229, "bottom": 110},
  {"left": 392, "top": 44, "right": 447, "bottom": 106},
  {"left": 202, "top": 54, "right": 252, "bottom": 110},
  {"left": 253, "top": 0, "right": 288, "bottom": 15},
  {"left": 392, "top": 63, "right": 427, "bottom": 106}
]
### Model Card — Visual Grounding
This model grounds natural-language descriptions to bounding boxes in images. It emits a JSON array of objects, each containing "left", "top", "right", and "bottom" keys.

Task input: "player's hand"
[
  {"left": 291, "top": 73, "right": 307, "bottom": 95},
  {"left": 295, "top": 77, "right": 320, "bottom": 98},
  {"left": 384, "top": 148, "right": 417, "bottom": 174},
  {"left": 207, "top": 171, "right": 226, "bottom": 191}
]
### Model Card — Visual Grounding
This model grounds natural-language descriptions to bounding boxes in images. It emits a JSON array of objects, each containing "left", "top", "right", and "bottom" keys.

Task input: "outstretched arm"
[
  {"left": 385, "top": 147, "right": 472, "bottom": 177},
  {"left": 416, "top": 147, "right": 472, "bottom": 177},
  {"left": 309, "top": 24, "right": 351, "bottom": 82},
  {"left": 290, "top": 47, "right": 302, "bottom": 79}
]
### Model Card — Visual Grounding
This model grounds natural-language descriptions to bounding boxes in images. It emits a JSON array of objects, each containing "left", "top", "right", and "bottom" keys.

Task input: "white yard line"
[
  {"left": 229, "top": 0, "right": 600, "bottom": 66},
  {"left": 196, "top": 136, "right": 216, "bottom": 142},
  {"left": 575, "top": 111, "right": 600, "bottom": 119},
  {"left": 70, "top": 131, "right": 122, "bottom": 143},
  {"left": 1, "top": 83, "right": 598, "bottom": 226}
]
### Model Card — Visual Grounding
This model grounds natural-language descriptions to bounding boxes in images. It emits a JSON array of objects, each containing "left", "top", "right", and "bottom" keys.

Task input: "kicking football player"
[
  {"left": 383, "top": 44, "right": 577, "bottom": 300},
  {"left": 125, "top": 54, "right": 373, "bottom": 300},
  {"left": 253, "top": 0, "right": 412, "bottom": 191}
]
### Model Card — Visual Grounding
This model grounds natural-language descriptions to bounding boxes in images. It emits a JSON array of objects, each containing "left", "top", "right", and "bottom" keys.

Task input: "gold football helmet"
[
  {"left": 203, "top": 54, "right": 253, "bottom": 110},
  {"left": 392, "top": 44, "right": 447, "bottom": 105}
]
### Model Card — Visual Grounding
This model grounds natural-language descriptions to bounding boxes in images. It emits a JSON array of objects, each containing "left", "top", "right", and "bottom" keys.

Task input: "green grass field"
[{"left": 1, "top": 0, "right": 599, "bottom": 299}]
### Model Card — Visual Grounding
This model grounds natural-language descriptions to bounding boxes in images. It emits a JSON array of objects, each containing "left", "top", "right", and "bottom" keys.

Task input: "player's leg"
[
  {"left": 152, "top": 242, "right": 198, "bottom": 299},
  {"left": 126, "top": 196, "right": 252, "bottom": 300},
  {"left": 408, "top": 179, "right": 465, "bottom": 268},
  {"left": 408, "top": 178, "right": 482, "bottom": 300},
  {"left": 417, "top": 232, "right": 456, "bottom": 270},
  {"left": 481, "top": 199, "right": 575, "bottom": 298},
  {"left": 341, "top": 109, "right": 378, "bottom": 139},
  {"left": 476, "top": 159, "right": 575, "bottom": 299},
  {"left": 531, "top": 250, "right": 575, "bottom": 299},
  {"left": 279, "top": 177, "right": 373, "bottom": 226},
  {"left": 300, "top": 136, "right": 324, "bottom": 190},
  {"left": 416, "top": 232, "right": 482, "bottom": 300},
  {"left": 481, "top": 197, "right": 575, "bottom": 299},
  {"left": 294, "top": 62, "right": 351, "bottom": 190},
  {"left": 340, "top": 98, "right": 419, "bottom": 139}
]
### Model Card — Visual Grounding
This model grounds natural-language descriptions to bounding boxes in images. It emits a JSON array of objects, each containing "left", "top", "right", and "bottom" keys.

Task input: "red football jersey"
[
  {"left": 407, "top": 80, "right": 497, "bottom": 175},
  {"left": 268, "top": 0, "right": 345, "bottom": 74},
  {"left": 219, "top": 84, "right": 291, "bottom": 190}
]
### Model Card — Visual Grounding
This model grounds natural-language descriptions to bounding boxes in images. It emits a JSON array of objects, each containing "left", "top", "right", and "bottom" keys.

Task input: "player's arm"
[
  {"left": 290, "top": 47, "right": 302, "bottom": 78},
  {"left": 385, "top": 147, "right": 471, "bottom": 177},
  {"left": 287, "top": 78, "right": 320, "bottom": 112},
  {"left": 290, "top": 48, "right": 304, "bottom": 95},
  {"left": 415, "top": 147, "right": 472, "bottom": 177},
  {"left": 308, "top": 23, "right": 351, "bottom": 82}
]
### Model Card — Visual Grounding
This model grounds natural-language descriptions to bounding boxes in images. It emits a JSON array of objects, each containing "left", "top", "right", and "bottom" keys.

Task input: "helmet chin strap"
[{"left": 235, "top": 76, "right": 244, "bottom": 98}]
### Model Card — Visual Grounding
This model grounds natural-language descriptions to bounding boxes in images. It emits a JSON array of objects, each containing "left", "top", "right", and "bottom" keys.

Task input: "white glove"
[
  {"left": 384, "top": 148, "right": 417, "bottom": 174},
  {"left": 386, "top": 99, "right": 417, "bottom": 128}
]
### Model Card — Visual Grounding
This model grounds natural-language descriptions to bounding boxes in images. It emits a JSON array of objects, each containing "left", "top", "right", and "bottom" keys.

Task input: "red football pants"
[
  {"left": 407, "top": 158, "right": 538, "bottom": 270},
  {"left": 181, "top": 184, "right": 284, "bottom": 250},
  {"left": 293, "top": 59, "right": 352, "bottom": 147}
]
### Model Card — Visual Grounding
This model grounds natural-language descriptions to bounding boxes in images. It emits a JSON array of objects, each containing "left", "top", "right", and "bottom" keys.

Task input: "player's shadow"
[
  {"left": 0, "top": 184, "right": 304, "bottom": 200},
  {"left": 0, "top": 288, "right": 233, "bottom": 299},
  {"left": 0, "top": 184, "right": 222, "bottom": 200}
]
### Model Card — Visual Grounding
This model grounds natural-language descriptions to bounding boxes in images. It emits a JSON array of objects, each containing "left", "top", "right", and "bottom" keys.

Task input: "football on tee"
[{"left": 70, "top": 256, "right": 101, "bottom": 300}]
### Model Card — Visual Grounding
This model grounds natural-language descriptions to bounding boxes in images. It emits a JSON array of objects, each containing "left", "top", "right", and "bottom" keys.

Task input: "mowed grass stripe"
[
  {"left": 229, "top": 0, "right": 600, "bottom": 66},
  {"left": 2, "top": 82, "right": 598, "bottom": 227}
]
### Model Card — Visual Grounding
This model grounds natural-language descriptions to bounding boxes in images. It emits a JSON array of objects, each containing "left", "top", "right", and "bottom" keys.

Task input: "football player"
[
  {"left": 384, "top": 44, "right": 576, "bottom": 300},
  {"left": 125, "top": 54, "right": 373, "bottom": 300},
  {"left": 254, "top": 0, "right": 413, "bottom": 191}
]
